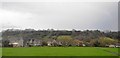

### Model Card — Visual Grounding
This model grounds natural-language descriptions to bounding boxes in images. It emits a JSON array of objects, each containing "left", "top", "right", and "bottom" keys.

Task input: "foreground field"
[{"left": 2, "top": 47, "right": 119, "bottom": 56}]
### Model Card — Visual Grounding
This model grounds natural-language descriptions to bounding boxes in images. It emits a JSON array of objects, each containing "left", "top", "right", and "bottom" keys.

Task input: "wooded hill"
[
  {"left": 1, "top": 29, "right": 120, "bottom": 47},
  {"left": 2, "top": 29, "right": 119, "bottom": 40}
]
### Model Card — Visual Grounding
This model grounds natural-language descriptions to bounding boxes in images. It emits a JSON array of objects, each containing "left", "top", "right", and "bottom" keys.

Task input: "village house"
[
  {"left": 28, "top": 39, "right": 42, "bottom": 46},
  {"left": 8, "top": 37, "right": 24, "bottom": 47},
  {"left": 115, "top": 43, "right": 120, "bottom": 48},
  {"left": 109, "top": 45, "right": 115, "bottom": 48},
  {"left": 46, "top": 39, "right": 59, "bottom": 46}
]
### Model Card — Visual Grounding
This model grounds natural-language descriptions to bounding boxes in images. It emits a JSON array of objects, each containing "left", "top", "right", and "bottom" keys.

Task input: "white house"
[{"left": 109, "top": 45, "right": 115, "bottom": 48}]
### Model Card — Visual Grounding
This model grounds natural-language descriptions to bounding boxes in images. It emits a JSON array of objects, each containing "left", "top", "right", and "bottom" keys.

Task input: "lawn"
[
  {"left": 98, "top": 47, "right": 119, "bottom": 53},
  {"left": 2, "top": 47, "right": 119, "bottom": 56}
]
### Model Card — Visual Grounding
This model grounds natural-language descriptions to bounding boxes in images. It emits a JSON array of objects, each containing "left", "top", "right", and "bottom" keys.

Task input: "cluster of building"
[{"left": 1, "top": 37, "right": 82, "bottom": 47}]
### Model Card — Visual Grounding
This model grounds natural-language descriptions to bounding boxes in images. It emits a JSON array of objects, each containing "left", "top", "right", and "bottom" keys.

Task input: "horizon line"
[{"left": 0, "top": 28, "right": 118, "bottom": 32}]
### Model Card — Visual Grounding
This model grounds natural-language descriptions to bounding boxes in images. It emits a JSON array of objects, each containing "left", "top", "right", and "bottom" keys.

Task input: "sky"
[{"left": 0, "top": 0, "right": 119, "bottom": 31}]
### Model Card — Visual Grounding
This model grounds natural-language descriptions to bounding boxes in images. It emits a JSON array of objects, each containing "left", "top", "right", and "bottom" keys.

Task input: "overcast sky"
[{"left": 0, "top": 0, "right": 118, "bottom": 31}]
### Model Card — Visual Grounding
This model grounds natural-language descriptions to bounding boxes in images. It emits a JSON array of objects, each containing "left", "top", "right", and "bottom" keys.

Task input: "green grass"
[
  {"left": 2, "top": 47, "right": 119, "bottom": 56},
  {"left": 99, "top": 47, "right": 119, "bottom": 53}
]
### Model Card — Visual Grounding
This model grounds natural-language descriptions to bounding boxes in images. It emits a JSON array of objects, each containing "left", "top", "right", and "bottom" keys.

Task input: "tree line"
[{"left": 1, "top": 29, "right": 120, "bottom": 47}]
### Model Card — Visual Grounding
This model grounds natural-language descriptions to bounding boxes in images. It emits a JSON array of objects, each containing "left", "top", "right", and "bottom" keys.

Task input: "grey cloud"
[{"left": 0, "top": 2, "right": 118, "bottom": 31}]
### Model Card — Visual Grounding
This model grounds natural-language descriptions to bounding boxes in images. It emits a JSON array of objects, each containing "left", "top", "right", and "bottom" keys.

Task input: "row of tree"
[{"left": 1, "top": 29, "right": 119, "bottom": 47}]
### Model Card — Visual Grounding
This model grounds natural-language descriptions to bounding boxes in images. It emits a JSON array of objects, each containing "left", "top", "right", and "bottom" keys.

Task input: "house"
[
  {"left": 52, "top": 40, "right": 58, "bottom": 46},
  {"left": 82, "top": 44, "right": 86, "bottom": 47},
  {"left": 115, "top": 43, "right": 120, "bottom": 48},
  {"left": 2, "top": 37, "right": 24, "bottom": 47},
  {"left": 46, "top": 39, "right": 58, "bottom": 46},
  {"left": 33, "top": 39, "right": 42, "bottom": 46},
  {"left": 9, "top": 42, "right": 19, "bottom": 47},
  {"left": 47, "top": 41, "right": 52, "bottom": 46},
  {"left": 2, "top": 37, "right": 42, "bottom": 47},
  {"left": 115, "top": 45, "right": 120, "bottom": 48},
  {"left": 23, "top": 39, "right": 42, "bottom": 47},
  {"left": 8, "top": 37, "right": 24, "bottom": 47},
  {"left": 57, "top": 42, "right": 62, "bottom": 46},
  {"left": 106, "top": 44, "right": 120, "bottom": 48},
  {"left": 109, "top": 45, "right": 115, "bottom": 48}
]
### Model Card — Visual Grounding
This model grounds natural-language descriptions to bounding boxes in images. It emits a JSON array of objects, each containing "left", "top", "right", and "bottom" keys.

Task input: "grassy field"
[{"left": 2, "top": 47, "right": 119, "bottom": 56}]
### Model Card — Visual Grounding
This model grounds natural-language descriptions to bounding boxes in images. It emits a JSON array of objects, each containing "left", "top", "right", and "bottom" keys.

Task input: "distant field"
[{"left": 2, "top": 47, "right": 119, "bottom": 56}]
